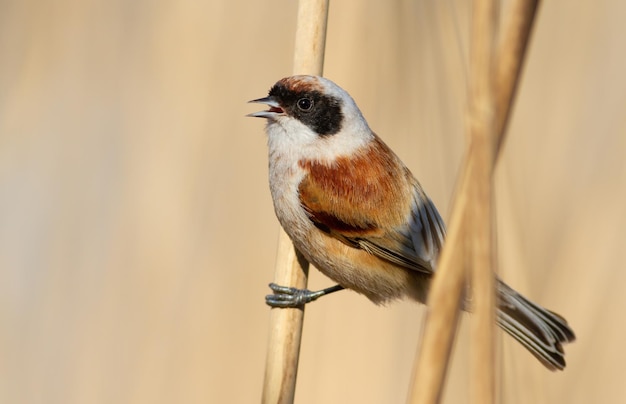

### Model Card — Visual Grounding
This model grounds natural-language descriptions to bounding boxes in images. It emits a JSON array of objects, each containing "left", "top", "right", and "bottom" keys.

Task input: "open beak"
[{"left": 247, "top": 96, "right": 284, "bottom": 118}]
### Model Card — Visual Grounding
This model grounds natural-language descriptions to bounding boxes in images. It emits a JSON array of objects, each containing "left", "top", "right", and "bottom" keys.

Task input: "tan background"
[{"left": 1, "top": 1, "right": 624, "bottom": 403}]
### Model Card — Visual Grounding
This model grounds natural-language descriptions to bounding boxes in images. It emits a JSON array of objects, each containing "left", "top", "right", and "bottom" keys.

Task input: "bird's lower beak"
[{"left": 247, "top": 96, "right": 284, "bottom": 118}]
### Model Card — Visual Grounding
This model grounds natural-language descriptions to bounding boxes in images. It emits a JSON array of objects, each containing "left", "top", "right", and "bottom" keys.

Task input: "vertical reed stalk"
[
  {"left": 467, "top": 0, "right": 498, "bottom": 402},
  {"left": 261, "top": 1, "right": 329, "bottom": 403}
]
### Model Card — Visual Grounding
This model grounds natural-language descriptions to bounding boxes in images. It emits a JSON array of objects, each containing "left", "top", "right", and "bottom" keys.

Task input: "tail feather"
[{"left": 496, "top": 281, "right": 576, "bottom": 371}]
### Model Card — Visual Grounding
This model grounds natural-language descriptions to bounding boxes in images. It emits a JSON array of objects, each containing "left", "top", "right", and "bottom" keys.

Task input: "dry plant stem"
[
  {"left": 261, "top": 1, "right": 329, "bottom": 404},
  {"left": 293, "top": 0, "right": 329, "bottom": 76},
  {"left": 407, "top": 1, "right": 540, "bottom": 403},
  {"left": 468, "top": 0, "right": 498, "bottom": 403},
  {"left": 262, "top": 230, "right": 310, "bottom": 404},
  {"left": 469, "top": 6, "right": 542, "bottom": 395},
  {"left": 495, "top": 0, "right": 540, "bottom": 151},
  {"left": 406, "top": 151, "right": 472, "bottom": 404}
]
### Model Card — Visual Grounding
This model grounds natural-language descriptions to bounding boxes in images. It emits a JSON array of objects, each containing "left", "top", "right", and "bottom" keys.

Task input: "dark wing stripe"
[
  {"left": 418, "top": 202, "right": 435, "bottom": 258},
  {"left": 423, "top": 197, "right": 446, "bottom": 250},
  {"left": 355, "top": 238, "right": 432, "bottom": 275},
  {"left": 408, "top": 190, "right": 446, "bottom": 270}
]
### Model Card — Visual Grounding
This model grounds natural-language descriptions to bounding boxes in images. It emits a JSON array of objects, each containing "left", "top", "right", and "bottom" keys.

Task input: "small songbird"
[{"left": 248, "top": 75, "right": 575, "bottom": 370}]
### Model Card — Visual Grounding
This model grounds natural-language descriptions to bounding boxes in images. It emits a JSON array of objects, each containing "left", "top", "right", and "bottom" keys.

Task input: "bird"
[{"left": 248, "top": 75, "right": 575, "bottom": 370}]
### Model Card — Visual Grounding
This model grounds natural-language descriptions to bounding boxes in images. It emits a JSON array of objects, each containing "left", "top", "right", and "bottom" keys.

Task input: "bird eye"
[{"left": 297, "top": 98, "right": 313, "bottom": 111}]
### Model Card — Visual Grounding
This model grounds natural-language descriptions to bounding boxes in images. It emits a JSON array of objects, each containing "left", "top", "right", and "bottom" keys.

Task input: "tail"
[{"left": 496, "top": 281, "right": 576, "bottom": 371}]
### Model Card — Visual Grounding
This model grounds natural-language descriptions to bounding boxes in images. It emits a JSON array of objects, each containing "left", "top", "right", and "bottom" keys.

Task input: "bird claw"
[{"left": 265, "top": 283, "right": 325, "bottom": 308}]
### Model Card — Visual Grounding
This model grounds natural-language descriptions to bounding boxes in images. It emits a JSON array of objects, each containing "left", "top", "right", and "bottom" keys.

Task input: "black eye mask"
[{"left": 269, "top": 84, "right": 344, "bottom": 136}]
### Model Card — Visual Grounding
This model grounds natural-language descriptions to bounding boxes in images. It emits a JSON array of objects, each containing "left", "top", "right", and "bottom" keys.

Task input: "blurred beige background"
[{"left": 1, "top": 1, "right": 625, "bottom": 403}]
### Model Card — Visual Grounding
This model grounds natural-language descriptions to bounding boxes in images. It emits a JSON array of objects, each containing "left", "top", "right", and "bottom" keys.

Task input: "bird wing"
[
  {"left": 299, "top": 173, "right": 446, "bottom": 276},
  {"left": 353, "top": 187, "right": 446, "bottom": 275}
]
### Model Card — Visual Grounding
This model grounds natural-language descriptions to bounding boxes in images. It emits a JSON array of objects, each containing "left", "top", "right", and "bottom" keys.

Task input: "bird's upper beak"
[{"left": 247, "top": 96, "right": 284, "bottom": 119}]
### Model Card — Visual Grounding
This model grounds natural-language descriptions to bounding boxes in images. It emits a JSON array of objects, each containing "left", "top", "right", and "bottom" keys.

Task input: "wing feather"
[{"left": 299, "top": 168, "right": 446, "bottom": 276}]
